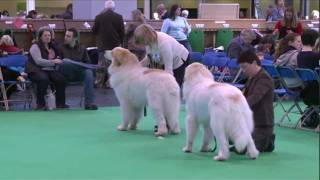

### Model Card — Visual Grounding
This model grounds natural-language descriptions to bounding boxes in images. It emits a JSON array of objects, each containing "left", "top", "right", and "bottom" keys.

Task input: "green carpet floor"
[{"left": 0, "top": 106, "right": 319, "bottom": 180}]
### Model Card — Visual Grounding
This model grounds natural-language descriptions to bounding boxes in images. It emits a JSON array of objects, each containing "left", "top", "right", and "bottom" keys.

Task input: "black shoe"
[
  {"left": 85, "top": 104, "right": 98, "bottom": 110},
  {"left": 265, "top": 134, "right": 275, "bottom": 152},
  {"left": 56, "top": 104, "right": 70, "bottom": 109}
]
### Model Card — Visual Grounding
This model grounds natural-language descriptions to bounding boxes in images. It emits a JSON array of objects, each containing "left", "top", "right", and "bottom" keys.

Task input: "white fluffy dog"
[
  {"left": 182, "top": 63, "right": 259, "bottom": 161},
  {"left": 107, "top": 47, "right": 181, "bottom": 136}
]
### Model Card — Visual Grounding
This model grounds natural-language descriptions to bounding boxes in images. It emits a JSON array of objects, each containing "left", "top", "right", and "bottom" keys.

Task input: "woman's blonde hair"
[
  {"left": 134, "top": 24, "right": 157, "bottom": 45},
  {"left": 0, "top": 35, "right": 14, "bottom": 46},
  {"left": 131, "top": 9, "right": 145, "bottom": 23}
]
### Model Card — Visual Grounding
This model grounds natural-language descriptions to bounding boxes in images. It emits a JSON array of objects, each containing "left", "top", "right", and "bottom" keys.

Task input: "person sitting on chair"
[
  {"left": 26, "top": 26, "right": 68, "bottom": 110},
  {"left": 0, "top": 35, "right": 22, "bottom": 54},
  {"left": 58, "top": 28, "right": 98, "bottom": 110}
]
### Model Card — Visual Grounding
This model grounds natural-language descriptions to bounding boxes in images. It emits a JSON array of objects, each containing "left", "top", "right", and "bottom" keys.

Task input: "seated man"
[
  {"left": 226, "top": 29, "right": 256, "bottom": 59},
  {"left": 59, "top": 28, "right": 98, "bottom": 110}
]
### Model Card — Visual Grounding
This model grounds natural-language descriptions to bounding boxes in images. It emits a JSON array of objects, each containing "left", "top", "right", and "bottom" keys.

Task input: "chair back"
[
  {"left": 0, "top": 55, "right": 28, "bottom": 67},
  {"left": 227, "top": 58, "right": 239, "bottom": 69},
  {"left": 202, "top": 52, "right": 229, "bottom": 68},
  {"left": 261, "top": 59, "right": 273, "bottom": 66},
  {"left": 277, "top": 66, "right": 304, "bottom": 89},
  {"left": 262, "top": 64, "right": 279, "bottom": 78},
  {"left": 295, "top": 68, "right": 320, "bottom": 82},
  {"left": 189, "top": 52, "right": 203, "bottom": 63}
]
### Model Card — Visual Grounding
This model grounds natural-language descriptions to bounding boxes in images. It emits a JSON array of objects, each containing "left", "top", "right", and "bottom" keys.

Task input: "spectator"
[
  {"left": 181, "top": 9, "right": 189, "bottom": 18},
  {"left": 0, "top": 35, "right": 22, "bottom": 54},
  {"left": 1, "top": 10, "right": 10, "bottom": 18},
  {"left": 226, "top": 29, "right": 256, "bottom": 59},
  {"left": 58, "top": 28, "right": 98, "bottom": 110},
  {"left": 273, "top": 7, "right": 303, "bottom": 40},
  {"left": 125, "top": 9, "right": 146, "bottom": 61},
  {"left": 275, "top": 33, "right": 302, "bottom": 67},
  {"left": 26, "top": 10, "right": 37, "bottom": 19},
  {"left": 266, "top": 5, "right": 274, "bottom": 22},
  {"left": 259, "top": 34, "right": 276, "bottom": 61},
  {"left": 238, "top": 50, "right": 275, "bottom": 153},
  {"left": 134, "top": 24, "right": 190, "bottom": 86},
  {"left": 92, "top": 0, "right": 124, "bottom": 88},
  {"left": 156, "top": 3, "right": 168, "bottom": 20},
  {"left": 61, "top": 3, "right": 73, "bottom": 19},
  {"left": 269, "top": 0, "right": 285, "bottom": 21},
  {"left": 161, "top": 4, "right": 192, "bottom": 52},
  {"left": 311, "top": 10, "right": 319, "bottom": 20},
  {"left": 26, "top": 26, "right": 68, "bottom": 110},
  {"left": 297, "top": 29, "right": 320, "bottom": 108},
  {"left": 297, "top": 29, "right": 320, "bottom": 70}
]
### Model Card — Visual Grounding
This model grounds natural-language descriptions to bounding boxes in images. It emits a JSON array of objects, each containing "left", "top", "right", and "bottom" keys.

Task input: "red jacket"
[
  {"left": 0, "top": 44, "right": 22, "bottom": 54},
  {"left": 274, "top": 21, "right": 303, "bottom": 39}
]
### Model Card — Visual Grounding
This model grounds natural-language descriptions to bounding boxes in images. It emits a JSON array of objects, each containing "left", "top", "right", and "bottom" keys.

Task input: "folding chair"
[
  {"left": 189, "top": 52, "right": 203, "bottom": 63},
  {"left": 0, "top": 55, "right": 32, "bottom": 111},
  {"left": 295, "top": 68, "right": 320, "bottom": 130},
  {"left": 276, "top": 66, "right": 305, "bottom": 127},
  {"left": 262, "top": 64, "right": 289, "bottom": 117},
  {"left": 225, "top": 58, "right": 244, "bottom": 89},
  {"left": 202, "top": 52, "right": 229, "bottom": 82}
]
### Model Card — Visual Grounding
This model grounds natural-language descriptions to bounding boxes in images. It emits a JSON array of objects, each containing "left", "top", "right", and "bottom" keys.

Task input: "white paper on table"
[
  {"left": 223, "top": 23, "right": 230, "bottom": 28},
  {"left": 83, "top": 22, "right": 91, "bottom": 29},
  {"left": 48, "top": 24, "right": 56, "bottom": 29},
  {"left": 20, "top": 24, "right": 27, "bottom": 29}
]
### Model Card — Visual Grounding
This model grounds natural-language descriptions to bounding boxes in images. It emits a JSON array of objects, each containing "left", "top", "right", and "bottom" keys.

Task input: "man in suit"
[{"left": 92, "top": 0, "right": 125, "bottom": 88}]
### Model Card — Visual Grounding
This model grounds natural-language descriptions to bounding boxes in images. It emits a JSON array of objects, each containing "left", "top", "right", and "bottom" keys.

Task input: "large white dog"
[
  {"left": 182, "top": 63, "right": 259, "bottom": 161},
  {"left": 107, "top": 47, "right": 181, "bottom": 136}
]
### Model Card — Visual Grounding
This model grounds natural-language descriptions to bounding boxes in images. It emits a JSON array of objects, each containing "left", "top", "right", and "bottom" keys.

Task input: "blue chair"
[
  {"left": 262, "top": 64, "right": 293, "bottom": 123},
  {"left": 295, "top": 68, "right": 320, "bottom": 130},
  {"left": 261, "top": 59, "right": 273, "bottom": 66},
  {"left": 263, "top": 53, "right": 274, "bottom": 62},
  {"left": 189, "top": 52, "right": 203, "bottom": 63},
  {"left": 224, "top": 58, "right": 244, "bottom": 89},
  {"left": 202, "top": 52, "right": 229, "bottom": 82},
  {"left": 0, "top": 55, "right": 32, "bottom": 111},
  {"left": 276, "top": 66, "right": 305, "bottom": 127}
]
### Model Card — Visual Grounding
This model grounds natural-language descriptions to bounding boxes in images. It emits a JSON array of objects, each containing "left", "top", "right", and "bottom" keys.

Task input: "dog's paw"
[
  {"left": 128, "top": 124, "right": 137, "bottom": 130},
  {"left": 117, "top": 124, "right": 128, "bottom": 131},
  {"left": 154, "top": 130, "right": 168, "bottom": 137},
  {"left": 183, "top": 146, "right": 192, "bottom": 153},
  {"left": 213, "top": 155, "right": 228, "bottom": 161},
  {"left": 155, "top": 127, "right": 168, "bottom": 136},
  {"left": 247, "top": 149, "right": 259, "bottom": 160},
  {"left": 200, "top": 147, "right": 213, "bottom": 153},
  {"left": 170, "top": 128, "right": 181, "bottom": 135}
]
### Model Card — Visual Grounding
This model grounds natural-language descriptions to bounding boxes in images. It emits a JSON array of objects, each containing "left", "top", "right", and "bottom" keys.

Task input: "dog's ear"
[
  {"left": 185, "top": 63, "right": 213, "bottom": 81},
  {"left": 112, "top": 47, "right": 137, "bottom": 67},
  {"left": 112, "top": 47, "right": 128, "bottom": 67}
]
